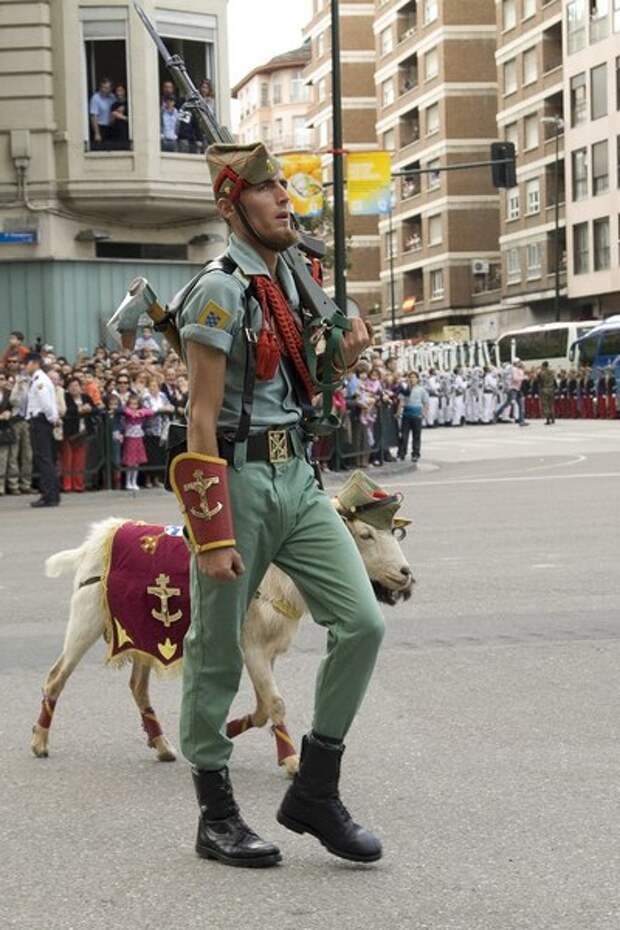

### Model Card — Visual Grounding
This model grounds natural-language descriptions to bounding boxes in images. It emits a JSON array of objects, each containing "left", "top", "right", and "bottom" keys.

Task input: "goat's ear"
[{"left": 393, "top": 516, "right": 413, "bottom": 529}]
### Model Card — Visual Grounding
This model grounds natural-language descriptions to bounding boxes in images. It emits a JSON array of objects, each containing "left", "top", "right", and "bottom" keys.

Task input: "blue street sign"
[{"left": 0, "top": 231, "right": 38, "bottom": 244}]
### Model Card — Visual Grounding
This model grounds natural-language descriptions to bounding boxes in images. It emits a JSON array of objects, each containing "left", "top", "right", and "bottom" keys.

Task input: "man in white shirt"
[{"left": 25, "top": 352, "right": 60, "bottom": 507}]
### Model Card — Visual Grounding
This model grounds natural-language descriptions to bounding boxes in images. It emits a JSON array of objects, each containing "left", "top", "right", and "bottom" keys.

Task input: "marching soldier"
[
  {"left": 170, "top": 143, "right": 389, "bottom": 868},
  {"left": 538, "top": 361, "right": 556, "bottom": 425}
]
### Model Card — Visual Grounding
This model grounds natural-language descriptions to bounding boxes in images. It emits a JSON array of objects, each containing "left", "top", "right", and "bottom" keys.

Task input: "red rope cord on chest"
[{"left": 252, "top": 275, "right": 316, "bottom": 400}]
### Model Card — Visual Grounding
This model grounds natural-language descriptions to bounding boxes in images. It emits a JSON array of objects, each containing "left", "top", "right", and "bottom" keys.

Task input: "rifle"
[{"left": 132, "top": 0, "right": 351, "bottom": 331}]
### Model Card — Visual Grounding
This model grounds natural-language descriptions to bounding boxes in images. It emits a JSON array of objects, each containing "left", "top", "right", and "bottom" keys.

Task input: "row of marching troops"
[{"left": 419, "top": 365, "right": 618, "bottom": 427}]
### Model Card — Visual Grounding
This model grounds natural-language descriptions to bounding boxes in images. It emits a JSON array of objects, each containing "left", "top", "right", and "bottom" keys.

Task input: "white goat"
[{"left": 31, "top": 500, "right": 413, "bottom": 773}]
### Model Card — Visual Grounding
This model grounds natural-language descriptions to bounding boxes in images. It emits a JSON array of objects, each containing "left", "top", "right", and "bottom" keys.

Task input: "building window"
[
  {"left": 260, "top": 82, "right": 269, "bottom": 107},
  {"left": 317, "top": 32, "right": 325, "bottom": 57},
  {"left": 425, "top": 47, "right": 439, "bottom": 80},
  {"left": 615, "top": 0, "right": 620, "bottom": 31},
  {"left": 430, "top": 268, "right": 444, "bottom": 298},
  {"left": 319, "top": 120, "right": 328, "bottom": 147},
  {"left": 504, "top": 59, "right": 517, "bottom": 95},
  {"left": 590, "top": 0, "right": 610, "bottom": 42},
  {"left": 567, "top": 0, "right": 587, "bottom": 53},
  {"left": 507, "top": 248, "right": 521, "bottom": 281},
  {"left": 427, "top": 158, "right": 441, "bottom": 189},
  {"left": 503, "top": 0, "right": 517, "bottom": 30},
  {"left": 524, "top": 114, "right": 539, "bottom": 150},
  {"left": 82, "top": 8, "right": 131, "bottom": 152},
  {"left": 426, "top": 103, "right": 439, "bottom": 135},
  {"left": 505, "top": 121, "right": 519, "bottom": 153},
  {"left": 526, "top": 178, "right": 541, "bottom": 214},
  {"left": 507, "top": 187, "right": 520, "bottom": 220},
  {"left": 572, "top": 148, "right": 589, "bottom": 199},
  {"left": 523, "top": 47, "right": 538, "bottom": 85},
  {"left": 523, "top": 0, "right": 537, "bottom": 18},
  {"left": 592, "top": 140, "right": 609, "bottom": 194},
  {"left": 290, "top": 70, "right": 306, "bottom": 103},
  {"left": 424, "top": 0, "right": 439, "bottom": 25},
  {"left": 526, "top": 242, "right": 542, "bottom": 277},
  {"left": 381, "top": 27, "right": 393, "bottom": 56},
  {"left": 573, "top": 221, "right": 589, "bottom": 273},
  {"left": 261, "top": 122, "right": 271, "bottom": 142},
  {"left": 616, "top": 56, "right": 620, "bottom": 108},
  {"left": 383, "top": 79, "right": 395, "bottom": 107},
  {"left": 593, "top": 217, "right": 610, "bottom": 269},
  {"left": 570, "top": 73, "right": 587, "bottom": 126},
  {"left": 591, "top": 63, "right": 608, "bottom": 120},
  {"left": 272, "top": 82, "right": 282, "bottom": 105},
  {"left": 293, "top": 115, "right": 308, "bottom": 148},
  {"left": 428, "top": 214, "right": 442, "bottom": 244},
  {"left": 385, "top": 230, "right": 398, "bottom": 259},
  {"left": 383, "top": 128, "right": 396, "bottom": 151},
  {"left": 318, "top": 77, "right": 327, "bottom": 102}
]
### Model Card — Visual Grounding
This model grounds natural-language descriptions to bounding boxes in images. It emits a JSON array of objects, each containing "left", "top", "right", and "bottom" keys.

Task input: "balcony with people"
[
  {"left": 397, "top": 2, "right": 418, "bottom": 45},
  {"left": 57, "top": 5, "right": 226, "bottom": 222},
  {"left": 402, "top": 217, "right": 423, "bottom": 255},
  {"left": 398, "top": 54, "right": 419, "bottom": 101},
  {"left": 397, "top": 109, "right": 421, "bottom": 163}
]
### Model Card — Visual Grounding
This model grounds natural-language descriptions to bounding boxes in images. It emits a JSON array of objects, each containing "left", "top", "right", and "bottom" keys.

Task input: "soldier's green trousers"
[{"left": 180, "top": 453, "right": 385, "bottom": 771}]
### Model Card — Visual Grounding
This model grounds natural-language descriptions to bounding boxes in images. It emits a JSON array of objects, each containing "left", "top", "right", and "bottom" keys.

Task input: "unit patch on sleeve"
[{"left": 196, "top": 300, "right": 232, "bottom": 330}]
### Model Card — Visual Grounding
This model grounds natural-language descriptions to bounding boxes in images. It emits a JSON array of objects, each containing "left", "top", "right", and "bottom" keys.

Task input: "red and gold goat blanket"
[{"left": 103, "top": 522, "right": 190, "bottom": 674}]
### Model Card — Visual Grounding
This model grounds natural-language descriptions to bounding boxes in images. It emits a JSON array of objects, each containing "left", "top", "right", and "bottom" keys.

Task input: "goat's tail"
[{"left": 45, "top": 547, "right": 84, "bottom": 578}]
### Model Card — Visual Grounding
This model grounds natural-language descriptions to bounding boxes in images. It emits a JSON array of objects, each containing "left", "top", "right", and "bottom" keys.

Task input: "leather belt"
[{"left": 218, "top": 427, "right": 300, "bottom": 465}]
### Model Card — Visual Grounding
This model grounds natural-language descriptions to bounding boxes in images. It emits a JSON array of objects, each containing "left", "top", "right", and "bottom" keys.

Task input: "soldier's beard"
[{"left": 266, "top": 224, "right": 300, "bottom": 252}]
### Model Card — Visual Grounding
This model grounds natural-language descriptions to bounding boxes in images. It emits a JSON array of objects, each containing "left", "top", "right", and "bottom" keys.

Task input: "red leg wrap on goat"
[
  {"left": 272, "top": 723, "right": 297, "bottom": 764},
  {"left": 141, "top": 707, "right": 163, "bottom": 743},
  {"left": 226, "top": 714, "right": 255, "bottom": 738},
  {"left": 37, "top": 694, "right": 57, "bottom": 730}
]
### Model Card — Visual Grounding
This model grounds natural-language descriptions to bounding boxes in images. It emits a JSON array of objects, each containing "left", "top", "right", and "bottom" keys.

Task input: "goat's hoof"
[
  {"left": 282, "top": 754, "right": 299, "bottom": 777},
  {"left": 31, "top": 726, "right": 50, "bottom": 758},
  {"left": 151, "top": 735, "right": 176, "bottom": 762}
]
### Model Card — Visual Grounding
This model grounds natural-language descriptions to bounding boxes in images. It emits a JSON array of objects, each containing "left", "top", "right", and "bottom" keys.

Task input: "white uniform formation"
[{"left": 419, "top": 366, "right": 518, "bottom": 427}]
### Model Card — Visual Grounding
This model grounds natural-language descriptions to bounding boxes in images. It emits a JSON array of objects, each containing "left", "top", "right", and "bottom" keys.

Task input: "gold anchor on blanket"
[
  {"left": 147, "top": 573, "right": 182, "bottom": 628},
  {"left": 184, "top": 471, "right": 223, "bottom": 521}
]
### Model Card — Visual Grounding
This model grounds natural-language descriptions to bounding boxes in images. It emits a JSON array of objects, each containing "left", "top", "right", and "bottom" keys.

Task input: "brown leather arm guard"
[{"left": 169, "top": 453, "right": 236, "bottom": 554}]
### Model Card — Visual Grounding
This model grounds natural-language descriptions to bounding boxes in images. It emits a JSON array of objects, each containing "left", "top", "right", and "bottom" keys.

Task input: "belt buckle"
[{"left": 267, "top": 429, "right": 289, "bottom": 464}]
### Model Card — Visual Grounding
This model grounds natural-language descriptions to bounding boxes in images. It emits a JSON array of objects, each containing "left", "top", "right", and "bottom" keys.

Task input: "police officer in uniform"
[
  {"left": 170, "top": 143, "right": 386, "bottom": 868},
  {"left": 25, "top": 352, "right": 60, "bottom": 507}
]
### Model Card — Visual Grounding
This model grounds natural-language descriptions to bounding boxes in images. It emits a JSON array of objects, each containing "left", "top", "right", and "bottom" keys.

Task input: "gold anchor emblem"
[
  {"left": 146, "top": 573, "right": 183, "bottom": 628},
  {"left": 184, "top": 470, "right": 223, "bottom": 521}
]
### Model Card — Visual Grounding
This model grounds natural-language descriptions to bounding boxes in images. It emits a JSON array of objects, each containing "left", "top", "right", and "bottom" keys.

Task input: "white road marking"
[
  {"left": 531, "top": 563, "right": 559, "bottom": 569},
  {"left": 381, "top": 471, "right": 620, "bottom": 490}
]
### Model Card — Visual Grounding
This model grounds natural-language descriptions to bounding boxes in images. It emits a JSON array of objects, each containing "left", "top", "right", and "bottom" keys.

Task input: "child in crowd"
[
  {"left": 121, "top": 395, "right": 154, "bottom": 491},
  {"left": 107, "top": 394, "right": 125, "bottom": 490}
]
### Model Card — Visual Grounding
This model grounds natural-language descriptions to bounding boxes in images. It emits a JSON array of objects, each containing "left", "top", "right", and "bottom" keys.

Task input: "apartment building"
[
  {"left": 303, "top": 0, "right": 382, "bottom": 320},
  {"left": 374, "top": 0, "right": 501, "bottom": 342},
  {"left": 494, "top": 0, "right": 569, "bottom": 337},
  {"left": 233, "top": 46, "right": 312, "bottom": 154},
  {"left": 563, "top": 0, "right": 620, "bottom": 317},
  {"left": 0, "top": 0, "right": 230, "bottom": 359}
]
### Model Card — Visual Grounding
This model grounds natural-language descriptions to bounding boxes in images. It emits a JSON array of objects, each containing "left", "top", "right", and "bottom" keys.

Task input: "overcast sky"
[{"left": 227, "top": 0, "right": 313, "bottom": 126}]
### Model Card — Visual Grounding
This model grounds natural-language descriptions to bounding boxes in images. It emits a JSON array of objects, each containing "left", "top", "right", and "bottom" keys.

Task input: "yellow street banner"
[
  {"left": 347, "top": 151, "right": 392, "bottom": 216},
  {"left": 280, "top": 153, "right": 324, "bottom": 218}
]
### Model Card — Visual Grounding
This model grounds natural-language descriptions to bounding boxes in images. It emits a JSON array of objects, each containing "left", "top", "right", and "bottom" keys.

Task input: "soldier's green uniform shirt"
[
  {"left": 178, "top": 233, "right": 302, "bottom": 439},
  {"left": 177, "top": 233, "right": 385, "bottom": 771}
]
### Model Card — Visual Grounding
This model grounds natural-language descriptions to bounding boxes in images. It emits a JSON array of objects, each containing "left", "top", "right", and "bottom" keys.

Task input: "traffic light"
[{"left": 490, "top": 142, "right": 517, "bottom": 189}]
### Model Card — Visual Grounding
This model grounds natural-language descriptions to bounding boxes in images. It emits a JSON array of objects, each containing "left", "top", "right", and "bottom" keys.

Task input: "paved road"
[{"left": 1, "top": 420, "right": 619, "bottom": 930}]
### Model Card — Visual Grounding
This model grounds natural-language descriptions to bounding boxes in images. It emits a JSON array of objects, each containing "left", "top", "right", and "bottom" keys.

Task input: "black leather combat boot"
[
  {"left": 192, "top": 767, "right": 281, "bottom": 868},
  {"left": 277, "top": 734, "right": 382, "bottom": 863}
]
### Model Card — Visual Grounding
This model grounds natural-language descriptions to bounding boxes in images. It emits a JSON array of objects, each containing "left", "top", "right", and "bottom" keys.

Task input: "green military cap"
[
  {"left": 334, "top": 470, "right": 412, "bottom": 531},
  {"left": 207, "top": 142, "right": 281, "bottom": 201}
]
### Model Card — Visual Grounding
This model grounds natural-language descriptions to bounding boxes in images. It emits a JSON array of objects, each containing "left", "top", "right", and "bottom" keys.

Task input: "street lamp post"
[
  {"left": 541, "top": 116, "right": 564, "bottom": 323},
  {"left": 388, "top": 204, "right": 396, "bottom": 340}
]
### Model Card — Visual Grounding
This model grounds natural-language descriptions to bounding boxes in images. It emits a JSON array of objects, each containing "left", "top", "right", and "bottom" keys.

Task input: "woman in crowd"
[
  {"left": 61, "top": 376, "right": 95, "bottom": 492},
  {"left": 142, "top": 375, "right": 174, "bottom": 488}
]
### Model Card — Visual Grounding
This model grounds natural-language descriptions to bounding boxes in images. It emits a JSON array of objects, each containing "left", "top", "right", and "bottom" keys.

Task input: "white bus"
[{"left": 496, "top": 321, "right": 599, "bottom": 370}]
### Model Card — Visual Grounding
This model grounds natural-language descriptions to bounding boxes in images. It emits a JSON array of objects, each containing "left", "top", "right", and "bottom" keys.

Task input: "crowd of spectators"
[
  {"left": 0, "top": 328, "right": 188, "bottom": 494},
  {"left": 87, "top": 76, "right": 216, "bottom": 154},
  {"left": 1, "top": 328, "right": 617, "bottom": 498},
  {"left": 159, "top": 78, "right": 216, "bottom": 154}
]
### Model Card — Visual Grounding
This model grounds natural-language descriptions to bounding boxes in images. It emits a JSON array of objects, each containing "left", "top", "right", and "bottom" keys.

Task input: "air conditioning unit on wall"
[{"left": 471, "top": 259, "right": 490, "bottom": 275}]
